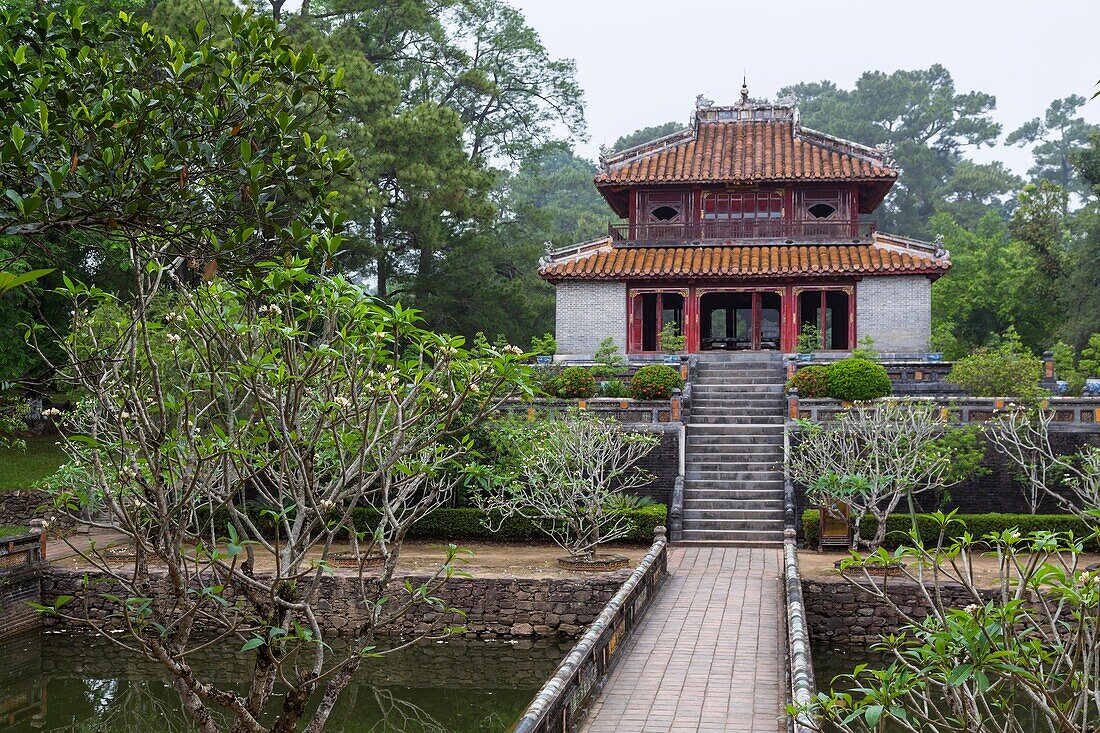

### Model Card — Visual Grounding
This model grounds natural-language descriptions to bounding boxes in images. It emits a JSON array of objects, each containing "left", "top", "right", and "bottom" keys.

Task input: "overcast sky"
[{"left": 509, "top": 0, "right": 1100, "bottom": 175}]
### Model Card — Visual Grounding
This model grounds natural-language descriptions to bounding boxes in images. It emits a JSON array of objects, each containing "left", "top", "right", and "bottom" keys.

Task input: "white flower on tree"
[{"left": 476, "top": 410, "right": 659, "bottom": 562}]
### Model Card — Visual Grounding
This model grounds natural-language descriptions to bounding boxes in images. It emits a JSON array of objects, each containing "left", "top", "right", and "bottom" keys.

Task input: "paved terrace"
[{"left": 580, "top": 546, "right": 785, "bottom": 733}]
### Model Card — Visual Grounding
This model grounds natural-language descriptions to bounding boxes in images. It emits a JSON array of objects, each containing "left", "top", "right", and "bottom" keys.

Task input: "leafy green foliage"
[
  {"left": 825, "top": 359, "right": 892, "bottom": 402},
  {"left": 796, "top": 323, "right": 822, "bottom": 354},
  {"left": 597, "top": 379, "right": 630, "bottom": 399},
  {"left": 555, "top": 366, "right": 596, "bottom": 398},
  {"left": 1081, "top": 333, "right": 1100, "bottom": 376},
  {"left": 1006, "top": 95, "right": 1100, "bottom": 201},
  {"left": 658, "top": 321, "right": 684, "bottom": 354},
  {"left": 611, "top": 121, "right": 682, "bottom": 152},
  {"left": 592, "top": 337, "right": 626, "bottom": 376},
  {"left": 629, "top": 365, "right": 683, "bottom": 400},
  {"left": 786, "top": 365, "right": 830, "bottom": 398},
  {"left": 529, "top": 332, "right": 556, "bottom": 357},
  {"left": 947, "top": 330, "right": 1044, "bottom": 399},
  {"left": 0, "top": 6, "right": 351, "bottom": 265},
  {"left": 801, "top": 510, "right": 1100, "bottom": 551},
  {"left": 780, "top": 66, "right": 1000, "bottom": 237}
]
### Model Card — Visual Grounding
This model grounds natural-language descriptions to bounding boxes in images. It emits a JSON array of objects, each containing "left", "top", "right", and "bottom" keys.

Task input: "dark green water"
[{"left": 0, "top": 630, "right": 571, "bottom": 732}]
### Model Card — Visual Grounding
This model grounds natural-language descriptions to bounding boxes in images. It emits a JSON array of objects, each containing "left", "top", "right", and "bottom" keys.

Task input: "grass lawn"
[
  {"left": 0, "top": 524, "right": 30, "bottom": 538},
  {"left": 0, "top": 437, "right": 67, "bottom": 490}
]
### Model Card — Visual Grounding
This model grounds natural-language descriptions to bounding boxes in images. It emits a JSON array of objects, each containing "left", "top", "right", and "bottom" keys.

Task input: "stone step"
[
  {"left": 689, "top": 415, "right": 785, "bottom": 426},
  {"left": 693, "top": 375, "right": 784, "bottom": 385},
  {"left": 692, "top": 385, "right": 784, "bottom": 395},
  {"left": 686, "top": 475, "right": 784, "bottom": 488},
  {"left": 695, "top": 353, "right": 783, "bottom": 363},
  {"left": 686, "top": 465, "right": 783, "bottom": 479},
  {"left": 690, "top": 404, "right": 780, "bottom": 414},
  {"left": 689, "top": 395, "right": 786, "bottom": 404},
  {"left": 687, "top": 424, "right": 784, "bottom": 435},
  {"left": 683, "top": 497, "right": 784, "bottom": 510},
  {"left": 686, "top": 450, "right": 783, "bottom": 462},
  {"left": 686, "top": 433, "right": 783, "bottom": 445},
  {"left": 674, "top": 538, "right": 784, "bottom": 547},
  {"left": 684, "top": 491, "right": 785, "bottom": 504},
  {"left": 679, "top": 529, "right": 785, "bottom": 543},
  {"left": 683, "top": 508, "right": 784, "bottom": 520}
]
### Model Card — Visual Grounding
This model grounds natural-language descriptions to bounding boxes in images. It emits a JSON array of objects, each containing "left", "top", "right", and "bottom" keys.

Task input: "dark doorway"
[
  {"left": 798, "top": 289, "right": 851, "bottom": 350},
  {"left": 636, "top": 292, "right": 684, "bottom": 352},
  {"left": 700, "top": 291, "right": 781, "bottom": 350}
]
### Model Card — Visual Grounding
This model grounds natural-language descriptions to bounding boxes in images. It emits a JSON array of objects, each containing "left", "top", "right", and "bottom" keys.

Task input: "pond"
[{"left": 0, "top": 630, "right": 572, "bottom": 732}]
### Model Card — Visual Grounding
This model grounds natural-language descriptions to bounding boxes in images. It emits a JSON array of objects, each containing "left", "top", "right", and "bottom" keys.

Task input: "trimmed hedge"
[
  {"left": 629, "top": 364, "right": 683, "bottom": 400},
  {"left": 556, "top": 366, "right": 597, "bottom": 398},
  {"left": 786, "top": 365, "right": 830, "bottom": 398},
  {"left": 220, "top": 503, "right": 667, "bottom": 544},
  {"left": 825, "top": 358, "right": 892, "bottom": 401},
  {"left": 802, "top": 510, "right": 1100, "bottom": 550}
]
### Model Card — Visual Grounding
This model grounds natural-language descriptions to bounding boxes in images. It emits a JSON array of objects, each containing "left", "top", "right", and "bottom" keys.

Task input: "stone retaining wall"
[
  {"left": 41, "top": 568, "right": 625, "bottom": 638},
  {"left": 802, "top": 578, "right": 993, "bottom": 645}
]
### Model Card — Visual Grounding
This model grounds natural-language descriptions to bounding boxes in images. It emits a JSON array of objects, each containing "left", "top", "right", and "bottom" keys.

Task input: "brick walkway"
[{"left": 579, "top": 546, "right": 785, "bottom": 733}]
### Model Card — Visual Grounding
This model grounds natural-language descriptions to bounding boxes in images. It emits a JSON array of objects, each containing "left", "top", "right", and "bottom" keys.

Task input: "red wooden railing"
[{"left": 608, "top": 219, "right": 876, "bottom": 243}]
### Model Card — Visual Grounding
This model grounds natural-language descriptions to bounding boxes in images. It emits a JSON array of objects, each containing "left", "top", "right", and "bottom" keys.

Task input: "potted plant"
[
  {"left": 796, "top": 323, "right": 821, "bottom": 362},
  {"left": 658, "top": 322, "right": 685, "bottom": 364},
  {"left": 530, "top": 332, "right": 556, "bottom": 365}
]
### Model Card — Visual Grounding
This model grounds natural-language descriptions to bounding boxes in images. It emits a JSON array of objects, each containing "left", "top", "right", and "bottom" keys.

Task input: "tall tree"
[
  {"left": 933, "top": 160, "right": 1022, "bottom": 229},
  {"left": 611, "top": 121, "right": 682, "bottom": 152},
  {"left": 1006, "top": 95, "right": 1100, "bottom": 204},
  {"left": 780, "top": 65, "right": 1000, "bottom": 237},
  {"left": 421, "top": 143, "right": 608, "bottom": 343}
]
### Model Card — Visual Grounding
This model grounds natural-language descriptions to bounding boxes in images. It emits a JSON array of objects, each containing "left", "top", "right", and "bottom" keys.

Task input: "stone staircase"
[{"left": 682, "top": 353, "right": 786, "bottom": 545}]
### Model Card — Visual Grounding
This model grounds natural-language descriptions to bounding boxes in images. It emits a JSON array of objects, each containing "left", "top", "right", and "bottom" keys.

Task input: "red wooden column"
[
  {"left": 686, "top": 285, "right": 700, "bottom": 353},
  {"left": 780, "top": 284, "right": 796, "bottom": 352}
]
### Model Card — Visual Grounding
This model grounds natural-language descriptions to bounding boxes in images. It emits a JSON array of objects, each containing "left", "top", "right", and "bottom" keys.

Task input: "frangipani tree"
[
  {"left": 6, "top": 7, "right": 533, "bottom": 732},
  {"left": 801, "top": 516, "right": 1100, "bottom": 733},
  {"left": 475, "top": 410, "right": 659, "bottom": 563},
  {"left": 38, "top": 249, "right": 532, "bottom": 733},
  {"left": 987, "top": 406, "right": 1100, "bottom": 520},
  {"left": 790, "top": 401, "right": 979, "bottom": 551}
]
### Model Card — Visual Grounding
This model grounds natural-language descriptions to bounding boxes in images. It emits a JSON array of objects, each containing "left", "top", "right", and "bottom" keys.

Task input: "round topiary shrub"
[
  {"left": 629, "top": 364, "right": 684, "bottom": 400},
  {"left": 826, "top": 358, "right": 892, "bottom": 401},
  {"left": 556, "top": 366, "right": 597, "bottom": 398},
  {"left": 786, "top": 365, "right": 830, "bottom": 398}
]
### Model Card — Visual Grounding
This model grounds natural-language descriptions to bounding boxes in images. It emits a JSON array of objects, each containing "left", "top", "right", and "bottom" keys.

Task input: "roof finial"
[{"left": 740, "top": 74, "right": 749, "bottom": 104}]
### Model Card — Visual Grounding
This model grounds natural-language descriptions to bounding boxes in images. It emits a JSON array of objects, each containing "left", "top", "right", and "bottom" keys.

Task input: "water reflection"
[{"left": 0, "top": 631, "right": 570, "bottom": 732}]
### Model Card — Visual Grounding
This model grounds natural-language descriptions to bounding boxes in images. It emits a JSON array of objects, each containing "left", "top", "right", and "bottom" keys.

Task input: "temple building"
[{"left": 539, "top": 88, "right": 951, "bottom": 357}]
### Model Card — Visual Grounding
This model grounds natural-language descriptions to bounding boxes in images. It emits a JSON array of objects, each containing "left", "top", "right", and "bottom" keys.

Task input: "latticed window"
[{"left": 702, "top": 190, "right": 783, "bottom": 220}]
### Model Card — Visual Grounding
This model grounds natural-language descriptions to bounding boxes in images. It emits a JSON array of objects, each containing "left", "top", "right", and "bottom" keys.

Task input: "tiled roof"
[
  {"left": 595, "top": 115, "right": 896, "bottom": 186},
  {"left": 540, "top": 236, "right": 949, "bottom": 282}
]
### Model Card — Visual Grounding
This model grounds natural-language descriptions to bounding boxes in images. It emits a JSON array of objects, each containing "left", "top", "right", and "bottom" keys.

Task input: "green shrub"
[
  {"left": 1081, "top": 333, "right": 1100, "bottom": 377},
  {"left": 529, "top": 332, "right": 557, "bottom": 357},
  {"left": 658, "top": 322, "right": 684, "bottom": 353},
  {"left": 947, "top": 331, "right": 1044, "bottom": 399},
  {"left": 556, "top": 366, "right": 596, "bottom": 398},
  {"left": 534, "top": 363, "right": 564, "bottom": 397},
  {"left": 796, "top": 323, "right": 822, "bottom": 353},
  {"left": 216, "top": 504, "right": 667, "bottom": 544},
  {"left": 787, "top": 365, "right": 830, "bottom": 398},
  {"left": 802, "top": 510, "right": 1100, "bottom": 551},
  {"left": 598, "top": 379, "right": 630, "bottom": 398},
  {"left": 1065, "top": 372, "right": 1087, "bottom": 397},
  {"left": 629, "top": 364, "right": 683, "bottom": 400},
  {"left": 825, "top": 358, "right": 892, "bottom": 401}
]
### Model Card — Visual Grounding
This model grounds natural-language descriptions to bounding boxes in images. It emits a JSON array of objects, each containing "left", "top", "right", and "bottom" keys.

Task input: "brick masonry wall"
[
  {"left": 634, "top": 426, "right": 678, "bottom": 506},
  {"left": 555, "top": 281, "right": 627, "bottom": 357},
  {"left": 856, "top": 276, "right": 932, "bottom": 353},
  {"left": 794, "top": 430, "right": 1100, "bottom": 528},
  {"left": 41, "top": 568, "right": 625, "bottom": 638}
]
